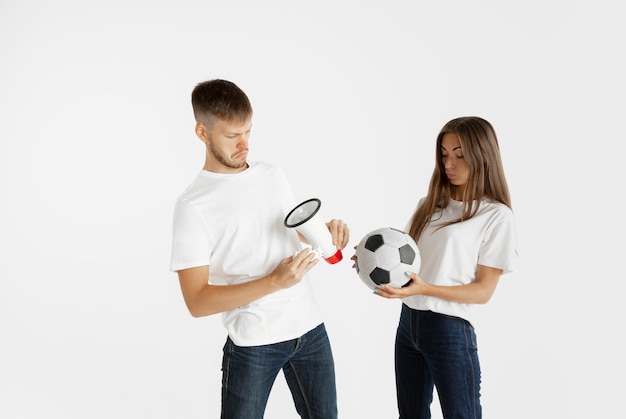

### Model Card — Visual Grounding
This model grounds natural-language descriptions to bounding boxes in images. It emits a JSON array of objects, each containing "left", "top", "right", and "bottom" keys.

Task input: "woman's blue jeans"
[
  {"left": 220, "top": 323, "right": 338, "bottom": 419},
  {"left": 395, "top": 304, "right": 482, "bottom": 419}
]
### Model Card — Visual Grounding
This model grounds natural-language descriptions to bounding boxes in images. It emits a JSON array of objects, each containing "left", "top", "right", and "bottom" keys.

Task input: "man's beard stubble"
[{"left": 208, "top": 140, "right": 247, "bottom": 170}]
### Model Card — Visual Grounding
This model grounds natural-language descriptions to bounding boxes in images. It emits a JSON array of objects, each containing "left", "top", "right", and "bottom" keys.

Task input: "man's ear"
[{"left": 195, "top": 122, "right": 209, "bottom": 143}]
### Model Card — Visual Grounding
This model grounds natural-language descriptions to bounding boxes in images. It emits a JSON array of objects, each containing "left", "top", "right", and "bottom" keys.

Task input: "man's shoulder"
[
  {"left": 249, "top": 160, "right": 279, "bottom": 171},
  {"left": 174, "top": 172, "right": 211, "bottom": 205},
  {"left": 248, "top": 161, "right": 287, "bottom": 179}
]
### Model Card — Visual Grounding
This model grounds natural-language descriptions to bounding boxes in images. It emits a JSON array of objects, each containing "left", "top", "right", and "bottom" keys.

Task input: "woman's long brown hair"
[{"left": 408, "top": 116, "right": 512, "bottom": 242}]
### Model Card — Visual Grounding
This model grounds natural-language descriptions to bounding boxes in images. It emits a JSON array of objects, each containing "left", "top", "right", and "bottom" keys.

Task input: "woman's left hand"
[{"left": 373, "top": 271, "right": 428, "bottom": 299}]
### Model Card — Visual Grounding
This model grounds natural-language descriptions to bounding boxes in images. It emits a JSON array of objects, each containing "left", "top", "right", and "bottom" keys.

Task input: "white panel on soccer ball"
[
  {"left": 388, "top": 264, "right": 413, "bottom": 288},
  {"left": 383, "top": 228, "right": 410, "bottom": 248},
  {"left": 356, "top": 249, "right": 378, "bottom": 276},
  {"left": 373, "top": 244, "right": 402, "bottom": 271}
]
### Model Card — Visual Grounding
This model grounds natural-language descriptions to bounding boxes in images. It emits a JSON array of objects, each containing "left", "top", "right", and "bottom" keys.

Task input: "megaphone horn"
[{"left": 284, "top": 198, "right": 343, "bottom": 264}]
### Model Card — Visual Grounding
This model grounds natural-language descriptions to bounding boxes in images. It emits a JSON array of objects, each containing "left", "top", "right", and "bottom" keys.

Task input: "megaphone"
[{"left": 284, "top": 198, "right": 343, "bottom": 264}]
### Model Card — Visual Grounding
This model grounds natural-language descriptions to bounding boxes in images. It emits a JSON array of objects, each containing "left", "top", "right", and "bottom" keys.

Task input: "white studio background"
[{"left": 0, "top": 0, "right": 623, "bottom": 418}]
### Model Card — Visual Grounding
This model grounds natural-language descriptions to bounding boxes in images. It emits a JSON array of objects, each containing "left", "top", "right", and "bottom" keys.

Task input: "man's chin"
[{"left": 234, "top": 160, "right": 248, "bottom": 169}]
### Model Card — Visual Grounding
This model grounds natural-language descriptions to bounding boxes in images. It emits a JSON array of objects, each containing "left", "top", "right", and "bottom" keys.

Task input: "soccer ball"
[{"left": 354, "top": 227, "right": 421, "bottom": 290}]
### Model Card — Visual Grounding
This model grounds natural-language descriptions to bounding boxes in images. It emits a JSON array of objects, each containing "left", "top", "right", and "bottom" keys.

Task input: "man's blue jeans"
[
  {"left": 395, "top": 304, "right": 482, "bottom": 419},
  {"left": 220, "top": 323, "right": 338, "bottom": 419}
]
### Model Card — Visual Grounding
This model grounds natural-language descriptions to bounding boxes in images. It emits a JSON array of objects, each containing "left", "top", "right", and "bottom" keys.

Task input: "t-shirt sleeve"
[
  {"left": 478, "top": 208, "right": 518, "bottom": 275},
  {"left": 169, "top": 199, "right": 211, "bottom": 272}
]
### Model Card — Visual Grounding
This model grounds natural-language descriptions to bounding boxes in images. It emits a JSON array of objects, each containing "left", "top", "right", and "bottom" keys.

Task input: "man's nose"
[{"left": 237, "top": 136, "right": 248, "bottom": 148}]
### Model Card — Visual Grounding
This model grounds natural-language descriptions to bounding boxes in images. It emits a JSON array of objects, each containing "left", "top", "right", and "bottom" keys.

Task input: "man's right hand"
[{"left": 269, "top": 248, "right": 319, "bottom": 290}]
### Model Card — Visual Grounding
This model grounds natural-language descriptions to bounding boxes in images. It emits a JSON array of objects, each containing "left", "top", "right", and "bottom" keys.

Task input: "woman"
[{"left": 372, "top": 116, "right": 518, "bottom": 418}]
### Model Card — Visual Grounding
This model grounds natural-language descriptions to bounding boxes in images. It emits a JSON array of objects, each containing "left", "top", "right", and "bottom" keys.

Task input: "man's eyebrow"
[{"left": 227, "top": 126, "right": 252, "bottom": 135}]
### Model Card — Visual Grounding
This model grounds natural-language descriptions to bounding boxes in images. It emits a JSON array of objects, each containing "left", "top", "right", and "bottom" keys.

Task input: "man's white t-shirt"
[
  {"left": 170, "top": 161, "right": 323, "bottom": 346},
  {"left": 403, "top": 198, "right": 518, "bottom": 326}
]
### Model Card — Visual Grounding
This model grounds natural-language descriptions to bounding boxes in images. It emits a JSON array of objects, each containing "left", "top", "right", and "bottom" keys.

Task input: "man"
[{"left": 170, "top": 79, "right": 349, "bottom": 419}]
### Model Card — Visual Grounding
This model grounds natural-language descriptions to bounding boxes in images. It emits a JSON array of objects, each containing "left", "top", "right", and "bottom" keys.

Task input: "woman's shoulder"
[{"left": 480, "top": 198, "right": 514, "bottom": 219}]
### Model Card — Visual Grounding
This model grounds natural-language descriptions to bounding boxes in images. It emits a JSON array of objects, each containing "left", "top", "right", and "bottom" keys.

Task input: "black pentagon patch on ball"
[
  {"left": 370, "top": 267, "right": 390, "bottom": 285},
  {"left": 398, "top": 244, "right": 416, "bottom": 265},
  {"left": 364, "top": 234, "right": 384, "bottom": 252}
]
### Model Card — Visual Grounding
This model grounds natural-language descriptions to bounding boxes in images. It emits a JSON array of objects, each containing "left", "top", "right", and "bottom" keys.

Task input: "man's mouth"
[{"left": 233, "top": 150, "right": 248, "bottom": 159}]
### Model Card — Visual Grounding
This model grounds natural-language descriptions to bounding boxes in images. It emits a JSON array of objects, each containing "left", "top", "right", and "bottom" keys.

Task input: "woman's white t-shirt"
[{"left": 403, "top": 198, "right": 518, "bottom": 326}]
